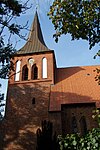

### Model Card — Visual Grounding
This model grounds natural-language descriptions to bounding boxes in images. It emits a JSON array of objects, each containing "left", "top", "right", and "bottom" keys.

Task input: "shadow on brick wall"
[
  {"left": 55, "top": 67, "right": 85, "bottom": 83},
  {"left": 0, "top": 83, "right": 98, "bottom": 150},
  {"left": 0, "top": 83, "right": 50, "bottom": 150}
]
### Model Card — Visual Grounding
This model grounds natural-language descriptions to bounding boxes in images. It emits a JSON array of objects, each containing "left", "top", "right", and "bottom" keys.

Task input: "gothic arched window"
[
  {"left": 42, "top": 57, "right": 47, "bottom": 78},
  {"left": 80, "top": 116, "right": 87, "bottom": 135},
  {"left": 71, "top": 116, "right": 78, "bottom": 133},
  {"left": 15, "top": 60, "right": 21, "bottom": 81},
  {"left": 31, "top": 64, "right": 38, "bottom": 80},
  {"left": 22, "top": 65, "right": 28, "bottom": 81}
]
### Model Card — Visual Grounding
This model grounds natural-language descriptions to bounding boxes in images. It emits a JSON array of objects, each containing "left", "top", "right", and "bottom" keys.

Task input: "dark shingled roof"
[{"left": 17, "top": 12, "right": 50, "bottom": 55}]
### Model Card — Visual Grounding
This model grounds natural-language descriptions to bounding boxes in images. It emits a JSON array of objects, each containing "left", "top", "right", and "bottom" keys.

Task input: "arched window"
[
  {"left": 42, "top": 57, "right": 47, "bottom": 78},
  {"left": 22, "top": 65, "right": 28, "bottom": 81},
  {"left": 31, "top": 64, "right": 38, "bottom": 80},
  {"left": 80, "top": 116, "right": 87, "bottom": 135},
  {"left": 15, "top": 60, "right": 21, "bottom": 81},
  {"left": 71, "top": 116, "right": 78, "bottom": 133}
]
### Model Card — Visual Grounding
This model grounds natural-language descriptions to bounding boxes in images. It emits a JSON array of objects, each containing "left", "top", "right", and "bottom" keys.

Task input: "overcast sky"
[{"left": 1, "top": 0, "right": 100, "bottom": 99}]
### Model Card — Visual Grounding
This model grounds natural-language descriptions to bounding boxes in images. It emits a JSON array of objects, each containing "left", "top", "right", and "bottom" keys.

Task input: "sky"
[{"left": 0, "top": 0, "right": 100, "bottom": 101}]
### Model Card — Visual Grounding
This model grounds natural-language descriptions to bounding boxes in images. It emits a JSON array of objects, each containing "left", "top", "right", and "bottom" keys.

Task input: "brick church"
[{"left": 0, "top": 12, "right": 100, "bottom": 150}]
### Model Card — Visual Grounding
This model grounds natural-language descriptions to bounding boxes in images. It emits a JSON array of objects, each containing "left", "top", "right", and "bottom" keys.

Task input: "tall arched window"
[
  {"left": 71, "top": 116, "right": 78, "bottom": 133},
  {"left": 15, "top": 60, "right": 21, "bottom": 81},
  {"left": 22, "top": 65, "right": 28, "bottom": 81},
  {"left": 31, "top": 64, "right": 38, "bottom": 80},
  {"left": 80, "top": 116, "right": 87, "bottom": 135},
  {"left": 42, "top": 57, "right": 47, "bottom": 78}
]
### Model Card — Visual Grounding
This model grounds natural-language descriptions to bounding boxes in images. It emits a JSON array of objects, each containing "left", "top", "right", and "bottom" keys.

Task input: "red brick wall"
[
  {"left": 48, "top": 112, "right": 62, "bottom": 135},
  {"left": 0, "top": 51, "right": 99, "bottom": 149},
  {"left": 0, "top": 82, "right": 51, "bottom": 150},
  {"left": 61, "top": 103, "right": 98, "bottom": 135},
  {"left": 9, "top": 51, "right": 55, "bottom": 84},
  {"left": 0, "top": 51, "right": 56, "bottom": 150}
]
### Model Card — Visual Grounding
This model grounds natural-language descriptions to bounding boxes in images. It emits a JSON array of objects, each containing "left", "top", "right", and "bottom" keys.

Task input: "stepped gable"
[{"left": 17, "top": 11, "right": 50, "bottom": 55}]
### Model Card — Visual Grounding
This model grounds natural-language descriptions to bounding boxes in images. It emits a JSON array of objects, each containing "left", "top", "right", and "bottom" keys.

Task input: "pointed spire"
[{"left": 17, "top": 11, "right": 50, "bottom": 55}]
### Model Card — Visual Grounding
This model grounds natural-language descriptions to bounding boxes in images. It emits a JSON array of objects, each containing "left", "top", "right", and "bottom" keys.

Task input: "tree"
[
  {"left": 0, "top": 0, "right": 31, "bottom": 117},
  {"left": 58, "top": 128, "right": 100, "bottom": 150},
  {"left": 36, "top": 120, "right": 59, "bottom": 150},
  {"left": 0, "top": 0, "right": 31, "bottom": 79},
  {"left": 48, "top": 0, "right": 100, "bottom": 50},
  {"left": 0, "top": 84, "right": 5, "bottom": 120},
  {"left": 58, "top": 110, "right": 100, "bottom": 150},
  {"left": 0, "top": 94, "right": 4, "bottom": 120}
]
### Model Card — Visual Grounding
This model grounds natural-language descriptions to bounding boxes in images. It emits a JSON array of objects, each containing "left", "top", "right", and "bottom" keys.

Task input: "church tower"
[
  {"left": 9, "top": 11, "right": 56, "bottom": 84},
  {"left": 1, "top": 9, "right": 99, "bottom": 150},
  {"left": 0, "top": 12, "right": 56, "bottom": 150}
]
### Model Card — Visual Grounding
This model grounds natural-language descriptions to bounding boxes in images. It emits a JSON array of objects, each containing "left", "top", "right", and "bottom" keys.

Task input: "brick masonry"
[
  {"left": 0, "top": 12, "right": 100, "bottom": 150},
  {"left": 0, "top": 52, "right": 100, "bottom": 150},
  {"left": 0, "top": 51, "right": 55, "bottom": 150}
]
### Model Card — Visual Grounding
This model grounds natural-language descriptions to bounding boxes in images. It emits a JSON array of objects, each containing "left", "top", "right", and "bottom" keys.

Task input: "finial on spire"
[
  {"left": 36, "top": 4, "right": 38, "bottom": 10},
  {"left": 35, "top": 0, "right": 39, "bottom": 12},
  {"left": 16, "top": 4, "right": 50, "bottom": 55},
  {"left": 36, "top": 4, "right": 39, "bottom": 11}
]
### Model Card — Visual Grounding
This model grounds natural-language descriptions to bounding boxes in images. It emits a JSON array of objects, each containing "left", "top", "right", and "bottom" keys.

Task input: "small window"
[
  {"left": 22, "top": 65, "right": 28, "bottom": 81},
  {"left": 32, "top": 97, "right": 35, "bottom": 104}
]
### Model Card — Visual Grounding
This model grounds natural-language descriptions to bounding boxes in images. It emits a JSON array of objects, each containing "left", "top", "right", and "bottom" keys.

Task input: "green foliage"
[
  {"left": 58, "top": 109, "right": 100, "bottom": 150},
  {"left": 36, "top": 120, "right": 59, "bottom": 150},
  {"left": 0, "top": 0, "right": 30, "bottom": 79},
  {"left": 0, "top": 0, "right": 30, "bottom": 118},
  {"left": 0, "top": 84, "right": 5, "bottom": 120},
  {"left": 0, "top": 0, "right": 22, "bottom": 16},
  {"left": 92, "top": 109, "right": 100, "bottom": 127},
  {"left": 48, "top": 0, "right": 100, "bottom": 49},
  {"left": 93, "top": 68, "right": 100, "bottom": 85},
  {"left": 58, "top": 128, "right": 100, "bottom": 150},
  {"left": 58, "top": 133, "right": 80, "bottom": 150},
  {"left": 0, "top": 43, "right": 15, "bottom": 78}
]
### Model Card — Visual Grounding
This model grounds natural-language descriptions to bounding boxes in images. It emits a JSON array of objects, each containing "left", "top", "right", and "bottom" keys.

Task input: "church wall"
[
  {"left": 61, "top": 103, "right": 98, "bottom": 135},
  {"left": 48, "top": 112, "right": 62, "bottom": 135},
  {"left": 0, "top": 10, "right": 99, "bottom": 150},
  {"left": 0, "top": 48, "right": 57, "bottom": 149},
  {"left": 0, "top": 57, "right": 63, "bottom": 150},
  {"left": 0, "top": 82, "right": 51, "bottom": 150}
]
